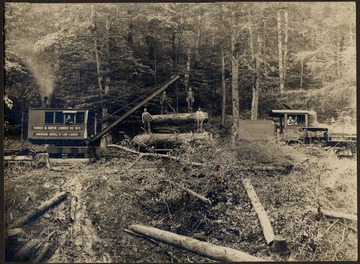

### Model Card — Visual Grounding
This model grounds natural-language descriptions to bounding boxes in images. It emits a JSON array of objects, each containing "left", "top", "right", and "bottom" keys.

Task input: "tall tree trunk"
[
  {"left": 277, "top": 10, "right": 284, "bottom": 93},
  {"left": 100, "top": 15, "right": 112, "bottom": 148},
  {"left": 184, "top": 47, "right": 191, "bottom": 92},
  {"left": 171, "top": 32, "right": 177, "bottom": 70},
  {"left": 300, "top": 59, "right": 304, "bottom": 88},
  {"left": 230, "top": 11, "right": 240, "bottom": 144},
  {"left": 248, "top": 10, "right": 254, "bottom": 62},
  {"left": 283, "top": 10, "right": 288, "bottom": 88},
  {"left": 104, "top": 17, "right": 111, "bottom": 94},
  {"left": 336, "top": 29, "right": 341, "bottom": 79},
  {"left": 91, "top": 6, "right": 103, "bottom": 93},
  {"left": 251, "top": 33, "right": 262, "bottom": 120},
  {"left": 221, "top": 45, "right": 226, "bottom": 125},
  {"left": 248, "top": 9, "right": 257, "bottom": 120},
  {"left": 21, "top": 98, "right": 25, "bottom": 141}
]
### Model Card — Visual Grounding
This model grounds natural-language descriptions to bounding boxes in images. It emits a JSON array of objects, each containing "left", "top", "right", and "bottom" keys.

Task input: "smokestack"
[{"left": 42, "top": 96, "right": 50, "bottom": 108}]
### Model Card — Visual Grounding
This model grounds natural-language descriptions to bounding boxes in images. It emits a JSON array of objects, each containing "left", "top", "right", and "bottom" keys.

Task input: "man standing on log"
[
  {"left": 142, "top": 108, "right": 152, "bottom": 134},
  {"left": 186, "top": 87, "right": 195, "bottom": 113},
  {"left": 195, "top": 107, "right": 205, "bottom": 132},
  {"left": 160, "top": 91, "right": 168, "bottom": 115}
]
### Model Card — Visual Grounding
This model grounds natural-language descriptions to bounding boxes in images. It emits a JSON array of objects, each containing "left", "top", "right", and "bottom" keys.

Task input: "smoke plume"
[{"left": 13, "top": 43, "right": 56, "bottom": 99}]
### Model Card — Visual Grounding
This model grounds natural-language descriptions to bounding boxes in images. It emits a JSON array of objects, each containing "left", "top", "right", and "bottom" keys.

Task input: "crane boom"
[{"left": 88, "top": 75, "right": 180, "bottom": 144}]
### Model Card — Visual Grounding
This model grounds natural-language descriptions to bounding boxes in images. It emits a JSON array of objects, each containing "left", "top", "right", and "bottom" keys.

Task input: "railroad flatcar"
[{"left": 28, "top": 108, "right": 90, "bottom": 157}]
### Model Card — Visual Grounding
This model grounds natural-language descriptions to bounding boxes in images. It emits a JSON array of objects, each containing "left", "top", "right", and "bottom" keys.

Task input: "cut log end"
[{"left": 271, "top": 236, "right": 289, "bottom": 255}]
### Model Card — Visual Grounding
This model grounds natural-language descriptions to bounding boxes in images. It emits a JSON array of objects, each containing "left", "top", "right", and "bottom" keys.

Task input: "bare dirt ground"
[{"left": 4, "top": 141, "right": 357, "bottom": 262}]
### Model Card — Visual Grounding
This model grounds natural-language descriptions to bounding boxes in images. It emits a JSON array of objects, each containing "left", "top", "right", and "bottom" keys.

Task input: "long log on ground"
[
  {"left": 150, "top": 112, "right": 209, "bottom": 123},
  {"left": 70, "top": 196, "right": 78, "bottom": 222},
  {"left": 129, "top": 224, "right": 265, "bottom": 262},
  {"left": 108, "top": 144, "right": 204, "bottom": 166},
  {"left": 33, "top": 242, "right": 51, "bottom": 263},
  {"left": 4, "top": 156, "right": 33, "bottom": 161},
  {"left": 12, "top": 239, "right": 39, "bottom": 261},
  {"left": 307, "top": 207, "right": 357, "bottom": 221},
  {"left": 133, "top": 132, "right": 212, "bottom": 146},
  {"left": 242, "top": 178, "right": 276, "bottom": 246},
  {"left": 10, "top": 191, "right": 68, "bottom": 228},
  {"left": 238, "top": 165, "right": 293, "bottom": 173}
]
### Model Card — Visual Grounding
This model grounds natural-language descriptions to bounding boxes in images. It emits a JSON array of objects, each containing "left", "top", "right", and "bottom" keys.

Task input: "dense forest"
[{"left": 4, "top": 2, "right": 356, "bottom": 141}]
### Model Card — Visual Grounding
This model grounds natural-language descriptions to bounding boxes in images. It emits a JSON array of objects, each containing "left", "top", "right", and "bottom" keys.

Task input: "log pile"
[{"left": 6, "top": 192, "right": 67, "bottom": 262}]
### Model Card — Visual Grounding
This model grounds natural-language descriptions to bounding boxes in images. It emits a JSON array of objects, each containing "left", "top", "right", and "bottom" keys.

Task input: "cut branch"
[
  {"left": 129, "top": 224, "right": 265, "bottom": 262},
  {"left": 182, "top": 187, "right": 212, "bottom": 205},
  {"left": 10, "top": 191, "right": 68, "bottom": 228},
  {"left": 308, "top": 207, "right": 357, "bottom": 221}
]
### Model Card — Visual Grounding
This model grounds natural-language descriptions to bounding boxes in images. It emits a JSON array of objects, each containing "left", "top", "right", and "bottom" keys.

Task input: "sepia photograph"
[{"left": 3, "top": 2, "right": 357, "bottom": 262}]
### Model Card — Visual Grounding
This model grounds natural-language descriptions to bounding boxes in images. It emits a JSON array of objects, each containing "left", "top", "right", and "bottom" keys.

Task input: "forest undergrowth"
[{"left": 4, "top": 137, "right": 357, "bottom": 262}]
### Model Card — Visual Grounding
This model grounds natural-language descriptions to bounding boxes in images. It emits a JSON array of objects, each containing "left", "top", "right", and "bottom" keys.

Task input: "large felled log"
[
  {"left": 133, "top": 132, "right": 212, "bottom": 146},
  {"left": 238, "top": 165, "right": 293, "bottom": 174},
  {"left": 10, "top": 191, "right": 68, "bottom": 228},
  {"left": 129, "top": 224, "right": 265, "bottom": 262},
  {"left": 308, "top": 207, "right": 357, "bottom": 221},
  {"left": 242, "top": 178, "right": 276, "bottom": 246},
  {"left": 12, "top": 239, "right": 39, "bottom": 261},
  {"left": 150, "top": 112, "right": 209, "bottom": 123},
  {"left": 33, "top": 242, "right": 51, "bottom": 263},
  {"left": 5, "top": 228, "right": 28, "bottom": 261},
  {"left": 70, "top": 196, "right": 78, "bottom": 222},
  {"left": 108, "top": 144, "right": 204, "bottom": 166}
]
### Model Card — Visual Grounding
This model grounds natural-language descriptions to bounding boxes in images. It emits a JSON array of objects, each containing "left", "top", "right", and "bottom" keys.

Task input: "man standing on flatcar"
[{"left": 142, "top": 108, "right": 153, "bottom": 134}]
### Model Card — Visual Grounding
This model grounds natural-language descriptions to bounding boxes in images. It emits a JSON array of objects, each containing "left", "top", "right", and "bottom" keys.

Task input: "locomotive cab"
[
  {"left": 270, "top": 110, "right": 328, "bottom": 143},
  {"left": 28, "top": 108, "right": 90, "bottom": 158}
]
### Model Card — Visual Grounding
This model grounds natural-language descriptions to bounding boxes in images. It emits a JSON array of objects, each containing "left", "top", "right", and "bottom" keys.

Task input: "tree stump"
[{"left": 271, "top": 236, "right": 289, "bottom": 256}]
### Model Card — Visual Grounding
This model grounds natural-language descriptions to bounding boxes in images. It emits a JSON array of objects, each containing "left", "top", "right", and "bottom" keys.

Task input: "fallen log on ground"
[
  {"left": 4, "top": 155, "right": 33, "bottom": 161},
  {"left": 132, "top": 132, "right": 212, "bottom": 147},
  {"left": 129, "top": 224, "right": 265, "bottom": 262},
  {"left": 242, "top": 178, "right": 276, "bottom": 246},
  {"left": 238, "top": 165, "right": 293, "bottom": 174},
  {"left": 6, "top": 227, "right": 27, "bottom": 239},
  {"left": 33, "top": 242, "right": 51, "bottom": 263},
  {"left": 70, "top": 196, "right": 77, "bottom": 222},
  {"left": 12, "top": 239, "right": 39, "bottom": 261},
  {"left": 10, "top": 191, "right": 68, "bottom": 228},
  {"left": 108, "top": 144, "right": 204, "bottom": 167},
  {"left": 308, "top": 207, "right": 357, "bottom": 221},
  {"left": 5, "top": 228, "right": 28, "bottom": 260}
]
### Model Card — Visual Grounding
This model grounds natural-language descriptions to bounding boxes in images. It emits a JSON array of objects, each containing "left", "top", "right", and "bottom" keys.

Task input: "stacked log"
[
  {"left": 133, "top": 132, "right": 212, "bottom": 146},
  {"left": 150, "top": 112, "right": 209, "bottom": 123}
]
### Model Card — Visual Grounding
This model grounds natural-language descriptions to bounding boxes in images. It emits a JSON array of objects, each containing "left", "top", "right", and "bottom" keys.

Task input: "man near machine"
[
  {"left": 160, "top": 91, "right": 168, "bottom": 115},
  {"left": 142, "top": 108, "right": 153, "bottom": 133},
  {"left": 186, "top": 87, "right": 195, "bottom": 113}
]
